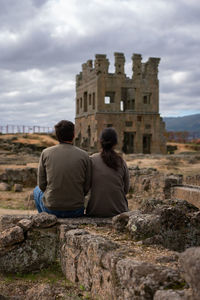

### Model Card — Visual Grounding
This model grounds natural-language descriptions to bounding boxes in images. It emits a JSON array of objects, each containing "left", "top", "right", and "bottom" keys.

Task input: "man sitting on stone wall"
[{"left": 33, "top": 120, "right": 91, "bottom": 218}]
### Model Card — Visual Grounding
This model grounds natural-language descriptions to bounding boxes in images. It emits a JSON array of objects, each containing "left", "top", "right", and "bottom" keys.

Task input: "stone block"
[
  {"left": 154, "top": 289, "right": 188, "bottom": 300},
  {"left": 0, "top": 225, "right": 24, "bottom": 248},
  {"left": 115, "top": 259, "right": 183, "bottom": 300},
  {"left": 0, "top": 227, "right": 58, "bottom": 273},
  {"left": 32, "top": 212, "right": 57, "bottom": 228},
  {"left": 0, "top": 182, "right": 10, "bottom": 191},
  {"left": 13, "top": 183, "right": 23, "bottom": 192},
  {"left": 179, "top": 247, "right": 200, "bottom": 300}
]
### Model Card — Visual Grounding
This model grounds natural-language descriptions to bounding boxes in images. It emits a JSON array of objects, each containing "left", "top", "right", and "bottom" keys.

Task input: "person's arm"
[
  {"left": 123, "top": 160, "right": 130, "bottom": 194},
  {"left": 83, "top": 156, "right": 92, "bottom": 196},
  {"left": 37, "top": 151, "right": 47, "bottom": 192}
]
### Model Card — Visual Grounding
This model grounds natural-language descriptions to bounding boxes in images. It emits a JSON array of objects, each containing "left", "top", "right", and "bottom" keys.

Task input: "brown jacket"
[
  {"left": 38, "top": 143, "right": 91, "bottom": 211},
  {"left": 86, "top": 153, "right": 129, "bottom": 217}
]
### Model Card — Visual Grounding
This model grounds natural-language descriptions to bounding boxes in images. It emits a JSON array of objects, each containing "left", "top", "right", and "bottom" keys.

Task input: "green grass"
[{"left": 4, "top": 261, "right": 65, "bottom": 284}]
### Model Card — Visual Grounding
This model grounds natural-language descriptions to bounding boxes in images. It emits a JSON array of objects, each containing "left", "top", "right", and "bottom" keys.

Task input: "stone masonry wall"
[
  {"left": 0, "top": 167, "right": 37, "bottom": 187},
  {"left": 2, "top": 212, "right": 200, "bottom": 299},
  {"left": 129, "top": 167, "right": 183, "bottom": 202},
  {"left": 172, "top": 186, "right": 200, "bottom": 209},
  {"left": 185, "top": 174, "right": 200, "bottom": 186}
]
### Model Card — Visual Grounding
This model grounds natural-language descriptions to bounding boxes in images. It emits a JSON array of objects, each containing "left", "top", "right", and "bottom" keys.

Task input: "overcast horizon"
[{"left": 0, "top": 0, "right": 200, "bottom": 127}]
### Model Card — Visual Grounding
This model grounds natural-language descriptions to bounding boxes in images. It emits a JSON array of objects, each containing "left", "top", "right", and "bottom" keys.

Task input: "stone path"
[{"left": 0, "top": 208, "right": 37, "bottom": 215}]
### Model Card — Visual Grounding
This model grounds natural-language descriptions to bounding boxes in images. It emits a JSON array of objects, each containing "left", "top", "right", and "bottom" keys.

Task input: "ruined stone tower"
[{"left": 75, "top": 53, "right": 166, "bottom": 154}]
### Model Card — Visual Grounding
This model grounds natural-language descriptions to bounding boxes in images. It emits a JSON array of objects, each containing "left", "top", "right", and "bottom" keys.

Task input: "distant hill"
[{"left": 163, "top": 114, "right": 200, "bottom": 133}]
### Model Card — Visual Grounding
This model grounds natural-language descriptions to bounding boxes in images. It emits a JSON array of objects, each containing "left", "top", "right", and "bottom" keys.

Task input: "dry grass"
[{"left": 0, "top": 133, "right": 58, "bottom": 147}]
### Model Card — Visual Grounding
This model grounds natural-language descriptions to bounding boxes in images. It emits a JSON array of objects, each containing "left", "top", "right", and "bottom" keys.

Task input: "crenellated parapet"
[
  {"left": 143, "top": 57, "right": 160, "bottom": 79},
  {"left": 114, "top": 52, "right": 125, "bottom": 75},
  {"left": 75, "top": 52, "right": 166, "bottom": 154},
  {"left": 94, "top": 54, "right": 109, "bottom": 75},
  {"left": 132, "top": 53, "right": 142, "bottom": 79},
  {"left": 76, "top": 53, "right": 160, "bottom": 87}
]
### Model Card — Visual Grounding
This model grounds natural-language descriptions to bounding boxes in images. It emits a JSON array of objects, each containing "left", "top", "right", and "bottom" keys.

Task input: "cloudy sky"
[{"left": 0, "top": 0, "right": 200, "bottom": 127}]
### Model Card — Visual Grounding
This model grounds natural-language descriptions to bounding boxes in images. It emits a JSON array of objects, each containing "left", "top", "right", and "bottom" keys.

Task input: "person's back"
[
  {"left": 38, "top": 143, "right": 90, "bottom": 211},
  {"left": 86, "top": 128, "right": 129, "bottom": 217},
  {"left": 34, "top": 120, "right": 91, "bottom": 218}
]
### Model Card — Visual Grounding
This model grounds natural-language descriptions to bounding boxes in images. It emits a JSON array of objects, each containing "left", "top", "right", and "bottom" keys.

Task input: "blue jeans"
[{"left": 33, "top": 186, "right": 84, "bottom": 218}]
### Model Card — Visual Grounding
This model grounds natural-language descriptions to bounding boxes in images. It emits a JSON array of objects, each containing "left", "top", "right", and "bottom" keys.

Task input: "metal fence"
[{"left": 0, "top": 125, "right": 53, "bottom": 134}]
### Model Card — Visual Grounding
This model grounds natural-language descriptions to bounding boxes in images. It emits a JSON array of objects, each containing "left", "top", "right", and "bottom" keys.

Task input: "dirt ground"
[
  {"left": 0, "top": 134, "right": 200, "bottom": 212},
  {"left": 125, "top": 154, "right": 200, "bottom": 177}
]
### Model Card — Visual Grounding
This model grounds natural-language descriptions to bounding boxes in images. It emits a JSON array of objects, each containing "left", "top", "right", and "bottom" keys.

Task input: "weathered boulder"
[
  {"left": 32, "top": 212, "right": 57, "bottom": 228},
  {"left": 112, "top": 211, "right": 135, "bottom": 231},
  {"left": 179, "top": 247, "right": 200, "bottom": 300},
  {"left": 0, "top": 226, "right": 58, "bottom": 273},
  {"left": 126, "top": 211, "right": 161, "bottom": 240},
  {"left": 18, "top": 219, "right": 33, "bottom": 231},
  {"left": 0, "top": 213, "right": 58, "bottom": 273},
  {"left": 113, "top": 200, "right": 200, "bottom": 251},
  {"left": 0, "top": 215, "right": 31, "bottom": 231},
  {"left": 0, "top": 226, "right": 24, "bottom": 248},
  {"left": 116, "top": 258, "right": 183, "bottom": 300}
]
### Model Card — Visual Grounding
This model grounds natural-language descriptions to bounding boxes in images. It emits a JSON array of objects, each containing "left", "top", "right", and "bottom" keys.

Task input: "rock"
[
  {"left": 179, "top": 247, "right": 200, "bottom": 300},
  {"left": 33, "top": 212, "right": 57, "bottom": 228},
  {"left": 0, "top": 226, "right": 24, "bottom": 248},
  {"left": 0, "top": 227, "right": 58, "bottom": 273},
  {"left": 0, "top": 167, "right": 37, "bottom": 187},
  {"left": 112, "top": 211, "right": 135, "bottom": 232},
  {"left": 25, "top": 283, "right": 55, "bottom": 300},
  {"left": 115, "top": 258, "right": 183, "bottom": 299},
  {"left": 18, "top": 219, "right": 33, "bottom": 231},
  {"left": 0, "top": 215, "right": 31, "bottom": 231},
  {"left": 60, "top": 228, "right": 184, "bottom": 299},
  {"left": 140, "top": 198, "right": 164, "bottom": 213},
  {"left": 0, "top": 182, "right": 10, "bottom": 191},
  {"left": 13, "top": 183, "right": 23, "bottom": 192},
  {"left": 113, "top": 200, "right": 200, "bottom": 252},
  {"left": 60, "top": 229, "right": 119, "bottom": 298},
  {"left": 154, "top": 289, "right": 188, "bottom": 300},
  {"left": 126, "top": 210, "right": 161, "bottom": 240}
]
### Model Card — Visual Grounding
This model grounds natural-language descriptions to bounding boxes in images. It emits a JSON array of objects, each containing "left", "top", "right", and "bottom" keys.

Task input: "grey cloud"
[{"left": 0, "top": 0, "right": 200, "bottom": 126}]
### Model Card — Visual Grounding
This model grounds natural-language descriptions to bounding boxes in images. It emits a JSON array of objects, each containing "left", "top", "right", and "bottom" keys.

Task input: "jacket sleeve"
[
  {"left": 123, "top": 160, "right": 130, "bottom": 194},
  {"left": 37, "top": 151, "right": 47, "bottom": 192},
  {"left": 83, "top": 156, "right": 92, "bottom": 196}
]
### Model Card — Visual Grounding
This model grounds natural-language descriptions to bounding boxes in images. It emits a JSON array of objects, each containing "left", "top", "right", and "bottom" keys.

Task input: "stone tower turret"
[
  {"left": 75, "top": 52, "right": 166, "bottom": 154},
  {"left": 114, "top": 52, "right": 125, "bottom": 75}
]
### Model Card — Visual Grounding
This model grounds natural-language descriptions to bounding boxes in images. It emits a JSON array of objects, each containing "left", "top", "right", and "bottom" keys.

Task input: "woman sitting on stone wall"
[{"left": 86, "top": 128, "right": 129, "bottom": 217}]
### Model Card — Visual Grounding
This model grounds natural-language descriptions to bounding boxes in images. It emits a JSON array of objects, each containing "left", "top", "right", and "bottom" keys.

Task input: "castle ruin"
[{"left": 75, "top": 53, "right": 166, "bottom": 154}]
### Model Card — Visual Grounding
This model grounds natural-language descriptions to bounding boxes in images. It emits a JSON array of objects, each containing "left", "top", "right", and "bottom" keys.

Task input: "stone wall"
[
  {"left": 0, "top": 213, "right": 58, "bottom": 273},
  {"left": 185, "top": 174, "right": 200, "bottom": 186},
  {"left": 2, "top": 211, "right": 200, "bottom": 299},
  {"left": 0, "top": 167, "right": 37, "bottom": 188},
  {"left": 129, "top": 167, "right": 183, "bottom": 202},
  {"left": 172, "top": 186, "right": 200, "bottom": 209},
  {"left": 60, "top": 227, "right": 182, "bottom": 300}
]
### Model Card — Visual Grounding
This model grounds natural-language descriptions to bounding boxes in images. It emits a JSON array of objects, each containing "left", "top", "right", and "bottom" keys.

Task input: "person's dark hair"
[
  {"left": 100, "top": 128, "right": 122, "bottom": 171},
  {"left": 54, "top": 120, "right": 74, "bottom": 142}
]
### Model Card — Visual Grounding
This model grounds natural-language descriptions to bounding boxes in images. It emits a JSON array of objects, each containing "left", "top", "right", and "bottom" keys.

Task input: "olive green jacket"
[{"left": 38, "top": 143, "right": 91, "bottom": 211}]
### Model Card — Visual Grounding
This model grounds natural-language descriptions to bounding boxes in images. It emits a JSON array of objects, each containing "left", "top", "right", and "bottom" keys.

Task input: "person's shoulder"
[
  {"left": 90, "top": 152, "right": 101, "bottom": 161},
  {"left": 42, "top": 144, "right": 59, "bottom": 155},
  {"left": 72, "top": 145, "right": 89, "bottom": 158}
]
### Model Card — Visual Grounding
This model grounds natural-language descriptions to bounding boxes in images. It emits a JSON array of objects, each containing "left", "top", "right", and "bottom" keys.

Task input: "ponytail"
[{"left": 100, "top": 128, "right": 122, "bottom": 171}]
